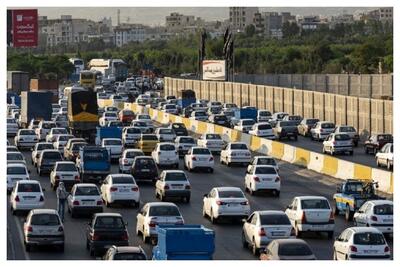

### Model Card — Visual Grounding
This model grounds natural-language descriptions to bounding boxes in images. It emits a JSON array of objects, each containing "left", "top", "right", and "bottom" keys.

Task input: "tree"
[
  {"left": 245, "top": 24, "right": 256, "bottom": 37},
  {"left": 282, "top": 22, "right": 299, "bottom": 38}
]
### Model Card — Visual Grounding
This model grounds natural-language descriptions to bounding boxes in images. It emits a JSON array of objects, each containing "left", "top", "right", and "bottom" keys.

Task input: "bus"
[{"left": 80, "top": 71, "right": 96, "bottom": 89}]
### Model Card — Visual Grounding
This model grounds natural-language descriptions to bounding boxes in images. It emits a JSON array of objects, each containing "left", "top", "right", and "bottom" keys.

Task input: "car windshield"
[
  {"left": 7, "top": 153, "right": 23, "bottom": 161},
  {"left": 37, "top": 144, "right": 54, "bottom": 150},
  {"left": 7, "top": 118, "right": 16, "bottom": 123},
  {"left": 95, "top": 216, "right": 125, "bottom": 229},
  {"left": 149, "top": 206, "right": 181, "bottom": 216},
  {"left": 257, "top": 158, "right": 276, "bottom": 166},
  {"left": 56, "top": 164, "right": 76, "bottom": 171},
  {"left": 335, "top": 134, "right": 351, "bottom": 141},
  {"left": 288, "top": 116, "right": 301, "bottom": 120},
  {"left": 18, "top": 183, "right": 41, "bottom": 192},
  {"left": 242, "top": 120, "right": 255, "bottom": 126},
  {"left": 224, "top": 111, "right": 234, "bottom": 117},
  {"left": 127, "top": 128, "right": 141, "bottom": 134},
  {"left": 214, "top": 116, "right": 227, "bottom": 121},
  {"left": 219, "top": 190, "right": 244, "bottom": 198},
  {"left": 112, "top": 176, "right": 135, "bottom": 184},
  {"left": 374, "top": 204, "right": 393, "bottom": 215},
  {"left": 109, "top": 122, "right": 123, "bottom": 126},
  {"left": 165, "top": 105, "right": 176, "bottom": 109},
  {"left": 138, "top": 115, "right": 150, "bottom": 120},
  {"left": 377, "top": 135, "right": 392, "bottom": 141},
  {"left": 105, "top": 112, "right": 117, "bottom": 117},
  {"left": 43, "top": 151, "right": 62, "bottom": 159},
  {"left": 58, "top": 135, "right": 72, "bottom": 141},
  {"left": 72, "top": 143, "right": 86, "bottom": 151},
  {"left": 321, "top": 123, "right": 335, "bottom": 129},
  {"left": 159, "top": 129, "right": 173, "bottom": 134},
  {"left": 42, "top": 123, "right": 56, "bottom": 129},
  {"left": 141, "top": 135, "right": 158, "bottom": 141},
  {"left": 255, "top": 167, "right": 277, "bottom": 175},
  {"left": 279, "top": 121, "right": 297, "bottom": 127},
  {"left": 134, "top": 122, "right": 147, "bottom": 127},
  {"left": 104, "top": 140, "right": 122, "bottom": 146},
  {"left": 259, "top": 111, "right": 271, "bottom": 116},
  {"left": 192, "top": 148, "right": 211, "bottom": 155},
  {"left": 206, "top": 134, "right": 221, "bottom": 140},
  {"left": 279, "top": 243, "right": 313, "bottom": 256},
  {"left": 258, "top": 124, "right": 272, "bottom": 130},
  {"left": 260, "top": 214, "right": 291, "bottom": 225},
  {"left": 231, "top": 144, "right": 248, "bottom": 150},
  {"left": 30, "top": 214, "right": 60, "bottom": 226},
  {"left": 160, "top": 144, "right": 175, "bottom": 151},
  {"left": 113, "top": 253, "right": 146, "bottom": 260},
  {"left": 353, "top": 233, "right": 386, "bottom": 245},
  {"left": 195, "top": 112, "right": 207, "bottom": 116},
  {"left": 20, "top": 130, "right": 35, "bottom": 135},
  {"left": 126, "top": 151, "right": 144, "bottom": 158},
  {"left": 345, "top": 182, "right": 364, "bottom": 193},
  {"left": 180, "top": 137, "right": 195, "bottom": 144},
  {"left": 277, "top": 113, "right": 287, "bottom": 119},
  {"left": 113, "top": 96, "right": 122, "bottom": 100},
  {"left": 135, "top": 158, "right": 155, "bottom": 168},
  {"left": 165, "top": 172, "right": 187, "bottom": 181},
  {"left": 84, "top": 151, "right": 106, "bottom": 160},
  {"left": 75, "top": 186, "right": 99, "bottom": 196},
  {"left": 339, "top": 126, "right": 356, "bottom": 132},
  {"left": 7, "top": 166, "right": 26, "bottom": 175},
  {"left": 52, "top": 129, "right": 67, "bottom": 134},
  {"left": 122, "top": 110, "right": 134, "bottom": 115},
  {"left": 306, "top": 119, "right": 319, "bottom": 125},
  {"left": 301, "top": 199, "right": 330, "bottom": 209}
]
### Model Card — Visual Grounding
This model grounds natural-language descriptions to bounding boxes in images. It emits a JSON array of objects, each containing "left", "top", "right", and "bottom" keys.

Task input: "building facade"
[
  {"left": 229, "top": 7, "right": 259, "bottom": 32},
  {"left": 114, "top": 24, "right": 146, "bottom": 47},
  {"left": 165, "top": 12, "right": 196, "bottom": 32}
]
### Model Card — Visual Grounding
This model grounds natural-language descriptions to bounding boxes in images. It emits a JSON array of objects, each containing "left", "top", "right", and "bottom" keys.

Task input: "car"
[
  {"left": 131, "top": 120, "right": 151, "bottom": 133},
  {"left": 137, "top": 134, "right": 158, "bottom": 154},
  {"left": 244, "top": 165, "right": 281, "bottom": 196},
  {"left": 333, "top": 227, "right": 391, "bottom": 260},
  {"left": 122, "top": 127, "right": 141, "bottom": 147},
  {"left": 375, "top": 143, "right": 393, "bottom": 170},
  {"left": 184, "top": 147, "right": 214, "bottom": 173},
  {"left": 285, "top": 196, "right": 335, "bottom": 238},
  {"left": 169, "top": 122, "right": 188, "bottom": 137},
  {"left": 7, "top": 145, "right": 19, "bottom": 152},
  {"left": 65, "top": 142, "right": 87, "bottom": 161},
  {"left": 155, "top": 128, "right": 176, "bottom": 142},
  {"left": 155, "top": 170, "right": 191, "bottom": 203},
  {"left": 151, "top": 143, "right": 179, "bottom": 168},
  {"left": 334, "top": 125, "right": 360, "bottom": 146},
  {"left": 67, "top": 183, "right": 103, "bottom": 218},
  {"left": 257, "top": 110, "right": 272, "bottom": 122},
  {"left": 99, "top": 112, "right": 118, "bottom": 126},
  {"left": 234, "top": 119, "right": 256, "bottom": 133},
  {"left": 310, "top": 121, "right": 336, "bottom": 141},
  {"left": 7, "top": 117, "right": 19, "bottom": 136},
  {"left": 248, "top": 122, "right": 275, "bottom": 139},
  {"left": 45, "top": 128, "right": 69, "bottom": 143},
  {"left": 54, "top": 114, "right": 69, "bottom": 128},
  {"left": 190, "top": 110, "right": 208, "bottom": 121},
  {"left": 242, "top": 211, "right": 295, "bottom": 255},
  {"left": 273, "top": 121, "right": 298, "bottom": 141},
  {"left": 10, "top": 180, "right": 45, "bottom": 215},
  {"left": 260, "top": 239, "right": 316, "bottom": 260},
  {"left": 247, "top": 156, "right": 279, "bottom": 173},
  {"left": 220, "top": 142, "right": 251, "bottom": 166},
  {"left": 52, "top": 103, "right": 61, "bottom": 113},
  {"left": 131, "top": 156, "right": 158, "bottom": 183},
  {"left": 202, "top": 187, "right": 250, "bottom": 224},
  {"left": 119, "top": 149, "right": 144, "bottom": 173},
  {"left": 206, "top": 106, "right": 222, "bottom": 116},
  {"left": 197, "top": 133, "right": 225, "bottom": 154},
  {"left": 222, "top": 110, "right": 235, "bottom": 121},
  {"left": 322, "top": 133, "right": 354, "bottom": 155},
  {"left": 282, "top": 115, "right": 303, "bottom": 126},
  {"left": 269, "top": 112, "right": 289, "bottom": 126},
  {"left": 57, "top": 107, "right": 68, "bottom": 115},
  {"left": 28, "top": 119, "right": 41, "bottom": 130},
  {"left": 208, "top": 114, "right": 230, "bottom": 127},
  {"left": 353, "top": 200, "right": 393, "bottom": 235},
  {"left": 86, "top": 213, "right": 129, "bottom": 257},
  {"left": 50, "top": 161, "right": 80, "bottom": 190},
  {"left": 297, "top": 118, "right": 320, "bottom": 137},
  {"left": 103, "top": 246, "right": 147, "bottom": 260},
  {"left": 53, "top": 134, "right": 74, "bottom": 152},
  {"left": 23, "top": 209, "right": 64, "bottom": 252},
  {"left": 162, "top": 104, "right": 179, "bottom": 115},
  {"left": 7, "top": 163, "right": 30, "bottom": 194},
  {"left": 31, "top": 142, "right": 54, "bottom": 166},
  {"left": 102, "top": 138, "right": 123, "bottom": 161},
  {"left": 100, "top": 174, "right": 140, "bottom": 207},
  {"left": 136, "top": 202, "right": 184, "bottom": 243},
  {"left": 135, "top": 114, "right": 154, "bottom": 132},
  {"left": 37, "top": 149, "right": 63, "bottom": 176},
  {"left": 14, "top": 129, "right": 38, "bottom": 149},
  {"left": 7, "top": 151, "right": 27, "bottom": 165},
  {"left": 175, "top": 136, "right": 196, "bottom": 157},
  {"left": 110, "top": 95, "right": 124, "bottom": 106},
  {"left": 222, "top": 103, "right": 238, "bottom": 112},
  {"left": 35, "top": 121, "right": 57, "bottom": 141},
  {"left": 364, "top": 134, "right": 393, "bottom": 155},
  {"left": 63, "top": 138, "right": 86, "bottom": 158}
]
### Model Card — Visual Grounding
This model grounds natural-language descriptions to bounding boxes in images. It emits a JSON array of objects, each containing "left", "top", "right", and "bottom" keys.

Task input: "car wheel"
[
  {"left": 58, "top": 244, "right": 65, "bottom": 252},
  {"left": 274, "top": 190, "right": 280, "bottom": 197},
  {"left": 333, "top": 200, "right": 339, "bottom": 215},
  {"left": 252, "top": 239, "right": 259, "bottom": 256},
  {"left": 209, "top": 168, "right": 214, "bottom": 173},
  {"left": 349, "top": 151, "right": 353, "bottom": 156},
  {"left": 242, "top": 232, "right": 249, "bottom": 248},
  {"left": 345, "top": 205, "right": 354, "bottom": 221}
]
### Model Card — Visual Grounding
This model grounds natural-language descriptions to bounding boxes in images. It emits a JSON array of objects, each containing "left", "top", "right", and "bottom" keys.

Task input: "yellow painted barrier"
[
  {"left": 322, "top": 156, "right": 339, "bottom": 176},
  {"left": 230, "top": 129, "right": 241, "bottom": 142},
  {"left": 197, "top": 121, "right": 208, "bottom": 134},
  {"left": 271, "top": 142, "right": 284, "bottom": 159},
  {"left": 182, "top": 118, "right": 191, "bottom": 129},
  {"left": 214, "top": 125, "right": 224, "bottom": 135},
  {"left": 353, "top": 164, "right": 372, "bottom": 180},
  {"left": 250, "top": 136, "right": 262, "bottom": 151},
  {"left": 294, "top": 148, "right": 311, "bottom": 167}
]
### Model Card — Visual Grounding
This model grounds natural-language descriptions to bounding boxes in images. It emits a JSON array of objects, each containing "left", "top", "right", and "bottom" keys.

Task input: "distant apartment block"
[
  {"left": 229, "top": 7, "right": 259, "bottom": 32},
  {"left": 166, "top": 12, "right": 197, "bottom": 31},
  {"left": 362, "top": 7, "right": 393, "bottom": 24},
  {"left": 298, "top": 15, "right": 328, "bottom": 31},
  {"left": 114, "top": 24, "right": 146, "bottom": 46}
]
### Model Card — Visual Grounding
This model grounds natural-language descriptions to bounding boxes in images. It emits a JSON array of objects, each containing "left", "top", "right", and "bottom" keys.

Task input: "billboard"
[
  {"left": 202, "top": 60, "right": 225, "bottom": 81},
  {"left": 11, "top": 9, "right": 38, "bottom": 47}
]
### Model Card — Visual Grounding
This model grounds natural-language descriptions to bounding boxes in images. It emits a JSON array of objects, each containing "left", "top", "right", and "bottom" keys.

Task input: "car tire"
[
  {"left": 242, "top": 232, "right": 249, "bottom": 248},
  {"left": 349, "top": 151, "right": 353, "bottom": 156},
  {"left": 274, "top": 190, "right": 280, "bottom": 197},
  {"left": 252, "top": 239, "right": 259, "bottom": 256},
  {"left": 333, "top": 200, "right": 339, "bottom": 215},
  {"left": 354, "top": 141, "right": 358, "bottom": 147},
  {"left": 58, "top": 244, "right": 64, "bottom": 252},
  {"left": 209, "top": 168, "right": 214, "bottom": 173}
]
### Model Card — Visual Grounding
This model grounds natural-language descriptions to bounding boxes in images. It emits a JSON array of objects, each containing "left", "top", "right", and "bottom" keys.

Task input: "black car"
[
  {"left": 103, "top": 246, "right": 147, "bottom": 260},
  {"left": 86, "top": 213, "right": 129, "bottom": 257},
  {"left": 169, "top": 123, "right": 188, "bottom": 136},
  {"left": 37, "top": 149, "right": 63, "bottom": 176},
  {"left": 209, "top": 114, "right": 230, "bottom": 127},
  {"left": 131, "top": 156, "right": 158, "bottom": 183}
]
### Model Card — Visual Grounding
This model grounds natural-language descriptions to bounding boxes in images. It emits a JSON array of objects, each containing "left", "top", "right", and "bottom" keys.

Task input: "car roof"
[
  {"left": 124, "top": 149, "right": 143, "bottom": 153},
  {"left": 94, "top": 212, "right": 123, "bottom": 217},
  {"left": 162, "top": 170, "right": 185, "bottom": 174},
  {"left": 364, "top": 200, "right": 393, "bottom": 206},
  {"left": 109, "top": 174, "right": 134, "bottom": 178},
  {"left": 30, "top": 209, "right": 58, "bottom": 215},
  {"left": 229, "top": 142, "right": 247, "bottom": 145},
  {"left": 254, "top": 156, "right": 274, "bottom": 160},
  {"left": 74, "top": 183, "right": 97, "bottom": 187},
  {"left": 114, "top": 246, "right": 143, "bottom": 253},
  {"left": 348, "top": 227, "right": 382, "bottom": 234},
  {"left": 7, "top": 151, "right": 23, "bottom": 155},
  {"left": 254, "top": 165, "right": 277, "bottom": 169},
  {"left": 295, "top": 196, "right": 328, "bottom": 200},
  {"left": 18, "top": 180, "right": 40, "bottom": 184},
  {"left": 56, "top": 161, "right": 75, "bottom": 165},
  {"left": 256, "top": 210, "right": 286, "bottom": 216},
  {"left": 215, "top": 187, "right": 242, "bottom": 192},
  {"left": 272, "top": 239, "right": 309, "bottom": 245},
  {"left": 146, "top": 202, "right": 178, "bottom": 207},
  {"left": 159, "top": 142, "right": 175, "bottom": 146},
  {"left": 7, "top": 163, "right": 27, "bottom": 168}
]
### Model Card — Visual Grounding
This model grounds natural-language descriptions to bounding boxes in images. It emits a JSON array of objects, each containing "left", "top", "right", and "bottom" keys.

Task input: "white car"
[
  {"left": 162, "top": 104, "right": 178, "bottom": 115},
  {"left": 222, "top": 103, "right": 238, "bottom": 112},
  {"left": 234, "top": 119, "right": 256, "bottom": 133},
  {"left": 136, "top": 202, "right": 184, "bottom": 243},
  {"left": 136, "top": 114, "right": 154, "bottom": 132},
  {"left": 184, "top": 147, "right": 214, "bottom": 173},
  {"left": 7, "top": 151, "right": 27, "bottom": 165},
  {"left": 334, "top": 125, "right": 360, "bottom": 146},
  {"left": 7, "top": 117, "right": 19, "bottom": 136},
  {"left": 202, "top": 187, "right": 250, "bottom": 224},
  {"left": 31, "top": 142, "right": 54, "bottom": 166},
  {"left": 35, "top": 121, "right": 57, "bottom": 141},
  {"left": 310, "top": 121, "right": 336, "bottom": 141},
  {"left": 155, "top": 128, "right": 176, "bottom": 142},
  {"left": 57, "top": 107, "right": 67, "bottom": 114},
  {"left": 333, "top": 227, "right": 391, "bottom": 260},
  {"left": 45, "top": 127, "right": 69, "bottom": 143},
  {"left": 14, "top": 129, "right": 38, "bottom": 149},
  {"left": 257, "top": 110, "right": 272, "bottom": 122},
  {"left": 7, "top": 163, "right": 30, "bottom": 193},
  {"left": 122, "top": 127, "right": 142, "bottom": 147},
  {"left": 111, "top": 95, "right": 124, "bottom": 106},
  {"left": 10, "top": 180, "right": 45, "bottom": 215},
  {"left": 53, "top": 134, "right": 74, "bottom": 152},
  {"left": 220, "top": 142, "right": 251, "bottom": 166},
  {"left": 119, "top": 149, "right": 144, "bottom": 173},
  {"left": 285, "top": 196, "right": 335, "bottom": 238},
  {"left": 175, "top": 136, "right": 196, "bottom": 156},
  {"left": 100, "top": 174, "right": 140, "bottom": 208},
  {"left": 67, "top": 183, "right": 103, "bottom": 218},
  {"left": 99, "top": 112, "right": 118, "bottom": 126},
  {"left": 190, "top": 110, "right": 208, "bottom": 121},
  {"left": 151, "top": 143, "right": 179, "bottom": 168},
  {"left": 131, "top": 120, "right": 151, "bottom": 133},
  {"left": 197, "top": 133, "right": 225, "bottom": 154},
  {"left": 242, "top": 211, "right": 295, "bottom": 255},
  {"left": 245, "top": 165, "right": 281, "bottom": 196},
  {"left": 50, "top": 161, "right": 80, "bottom": 190},
  {"left": 52, "top": 103, "right": 61, "bottom": 113},
  {"left": 376, "top": 143, "right": 393, "bottom": 170},
  {"left": 102, "top": 138, "right": 123, "bottom": 160},
  {"left": 322, "top": 133, "right": 354, "bottom": 155},
  {"left": 353, "top": 200, "right": 393, "bottom": 235},
  {"left": 247, "top": 156, "right": 279, "bottom": 173},
  {"left": 155, "top": 170, "right": 191, "bottom": 202},
  {"left": 248, "top": 123, "right": 275, "bottom": 139}
]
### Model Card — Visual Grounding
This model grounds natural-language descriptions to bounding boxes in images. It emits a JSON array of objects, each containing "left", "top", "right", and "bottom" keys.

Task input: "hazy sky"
[{"left": 35, "top": 7, "right": 376, "bottom": 26}]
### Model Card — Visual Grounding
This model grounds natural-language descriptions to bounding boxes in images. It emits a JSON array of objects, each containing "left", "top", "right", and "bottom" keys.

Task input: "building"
[
  {"left": 165, "top": 12, "right": 196, "bottom": 32},
  {"left": 330, "top": 14, "right": 354, "bottom": 28},
  {"left": 114, "top": 23, "right": 146, "bottom": 47},
  {"left": 254, "top": 12, "right": 295, "bottom": 38},
  {"left": 229, "top": 7, "right": 259, "bottom": 32},
  {"left": 362, "top": 7, "right": 393, "bottom": 24},
  {"left": 298, "top": 15, "right": 328, "bottom": 32}
]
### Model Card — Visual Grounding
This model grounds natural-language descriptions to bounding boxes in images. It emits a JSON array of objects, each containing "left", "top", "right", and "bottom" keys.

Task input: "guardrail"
[{"left": 122, "top": 102, "right": 393, "bottom": 195}]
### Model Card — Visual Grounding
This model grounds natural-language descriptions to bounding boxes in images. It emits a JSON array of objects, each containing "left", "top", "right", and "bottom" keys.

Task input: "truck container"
[
  {"left": 152, "top": 225, "right": 215, "bottom": 260},
  {"left": 179, "top": 89, "right": 196, "bottom": 99},
  {"left": 234, "top": 107, "right": 258, "bottom": 120},
  {"left": 30, "top": 78, "right": 59, "bottom": 90},
  {"left": 7, "top": 92, "right": 21, "bottom": 108},
  {"left": 76, "top": 146, "right": 110, "bottom": 183},
  {"left": 95, "top": 126, "right": 123, "bottom": 146},
  {"left": 7, "top": 71, "right": 30, "bottom": 94},
  {"left": 176, "top": 98, "right": 196, "bottom": 109},
  {"left": 20, "top": 91, "right": 53, "bottom": 127}
]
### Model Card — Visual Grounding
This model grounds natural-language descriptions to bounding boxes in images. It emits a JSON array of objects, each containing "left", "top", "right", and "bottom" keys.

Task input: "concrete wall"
[
  {"left": 234, "top": 73, "right": 393, "bottom": 99},
  {"left": 165, "top": 77, "right": 393, "bottom": 137}
]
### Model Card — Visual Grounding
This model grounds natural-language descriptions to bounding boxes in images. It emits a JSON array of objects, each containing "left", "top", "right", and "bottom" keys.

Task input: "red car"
[{"left": 119, "top": 109, "right": 136, "bottom": 124}]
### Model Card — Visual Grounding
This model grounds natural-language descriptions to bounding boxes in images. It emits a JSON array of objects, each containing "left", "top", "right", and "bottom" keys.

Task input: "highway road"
[{"left": 7, "top": 137, "right": 393, "bottom": 260}]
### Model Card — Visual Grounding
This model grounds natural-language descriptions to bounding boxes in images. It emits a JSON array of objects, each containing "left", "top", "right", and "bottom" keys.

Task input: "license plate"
[
  {"left": 263, "top": 178, "right": 272, "bottom": 181},
  {"left": 142, "top": 169, "right": 150, "bottom": 172},
  {"left": 198, "top": 158, "right": 207, "bottom": 161},
  {"left": 272, "top": 232, "right": 285, "bottom": 236},
  {"left": 363, "top": 250, "right": 378, "bottom": 254},
  {"left": 82, "top": 200, "right": 94, "bottom": 205},
  {"left": 23, "top": 196, "right": 35, "bottom": 199},
  {"left": 383, "top": 219, "right": 391, "bottom": 222},
  {"left": 119, "top": 189, "right": 130, "bottom": 192}
]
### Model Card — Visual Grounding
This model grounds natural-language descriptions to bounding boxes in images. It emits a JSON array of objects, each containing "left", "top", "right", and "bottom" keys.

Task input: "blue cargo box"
[
  {"left": 234, "top": 107, "right": 258, "bottom": 120},
  {"left": 152, "top": 225, "right": 215, "bottom": 260},
  {"left": 7, "top": 92, "right": 21, "bottom": 107},
  {"left": 177, "top": 98, "right": 196, "bottom": 109},
  {"left": 95, "top": 126, "right": 123, "bottom": 145}
]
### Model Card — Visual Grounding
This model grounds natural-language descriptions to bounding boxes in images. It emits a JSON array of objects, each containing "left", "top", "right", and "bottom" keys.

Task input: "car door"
[
  {"left": 335, "top": 229, "right": 349, "bottom": 260},
  {"left": 137, "top": 205, "right": 147, "bottom": 231},
  {"left": 243, "top": 213, "right": 255, "bottom": 242},
  {"left": 286, "top": 198, "right": 298, "bottom": 225},
  {"left": 101, "top": 176, "right": 110, "bottom": 200},
  {"left": 355, "top": 203, "right": 369, "bottom": 226}
]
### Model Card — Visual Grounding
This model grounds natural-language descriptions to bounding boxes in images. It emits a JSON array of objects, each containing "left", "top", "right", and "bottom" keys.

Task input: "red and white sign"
[
  {"left": 12, "top": 9, "right": 38, "bottom": 47},
  {"left": 202, "top": 60, "right": 226, "bottom": 81}
]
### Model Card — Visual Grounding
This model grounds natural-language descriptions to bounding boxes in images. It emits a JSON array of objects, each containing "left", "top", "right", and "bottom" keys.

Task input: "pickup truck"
[
  {"left": 273, "top": 121, "right": 298, "bottom": 141},
  {"left": 333, "top": 179, "right": 384, "bottom": 221},
  {"left": 76, "top": 146, "right": 110, "bottom": 183},
  {"left": 233, "top": 119, "right": 255, "bottom": 133}
]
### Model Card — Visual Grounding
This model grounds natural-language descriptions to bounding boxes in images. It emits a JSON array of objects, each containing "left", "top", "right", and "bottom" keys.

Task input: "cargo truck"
[
  {"left": 95, "top": 126, "right": 123, "bottom": 146},
  {"left": 76, "top": 146, "right": 110, "bottom": 183},
  {"left": 230, "top": 107, "right": 258, "bottom": 128},
  {"left": 20, "top": 91, "right": 53, "bottom": 128}
]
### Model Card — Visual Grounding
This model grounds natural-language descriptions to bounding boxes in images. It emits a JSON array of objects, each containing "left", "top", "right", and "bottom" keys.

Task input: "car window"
[
  {"left": 104, "top": 140, "right": 122, "bottom": 146},
  {"left": 37, "top": 144, "right": 54, "bottom": 150},
  {"left": 353, "top": 233, "right": 386, "bottom": 245},
  {"left": 230, "top": 143, "right": 248, "bottom": 150},
  {"left": 258, "top": 124, "right": 272, "bottom": 130},
  {"left": 74, "top": 186, "right": 99, "bottom": 196},
  {"left": 206, "top": 134, "right": 221, "bottom": 140},
  {"left": 42, "top": 151, "right": 62, "bottom": 160},
  {"left": 148, "top": 206, "right": 181, "bottom": 216},
  {"left": 30, "top": 214, "right": 60, "bottom": 226},
  {"left": 218, "top": 190, "right": 244, "bottom": 198},
  {"left": 321, "top": 123, "right": 335, "bottom": 129},
  {"left": 192, "top": 148, "right": 211, "bottom": 155},
  {"left": 95, "top": 216, "right": 125, "bottom": 229},
  {"left": 377, "top": 135, "right": 392, "bottom": 141},
  {"left": 172, "top": 123, "right": 185, "bottom": 129},
  {"left": 374, "top": 204, "right": 393, "bottom": 215},
  {"left": 126, "top": 151, "right": 144, "bottom": 158},
  {"left": 112, "top": 176, "right": 135, "bottom": 184},
  {"left": 335, "top": 134, "right": 351, "bottom": 141},
  {"left": 257, "top": 158, "right": 276, "bottom": 166},
  {"left": 7, "top": 166, "right": 27, "bottom": 175},
  {"left": 255, "top": 166, "right": 277, "bottom": 175},
  {"left": 339, "top": 126, "right": 356, "bottom": 132},
  {"left": 259, "top": 214, "right": 291, "bottom": 225},
  {"left": 52, "top": 129, "right": 67, "bottom": 134},
  {"left": 71, "top": 143, "right": 86, "bottom": 151},
  {"left": 56, "top": 164, "right": 76, "bottom": 171},
  {"left": 242, "top": 120, "right": 255, "bottom": 126},
  {"left": 20, "top": 130, "right": 35, "bottom": 135},
  {"left": 141, "top": 135, "right": 158, "bottom": 141},
  {"left": 7, "top": 153, "right": 23, "bottom": 161},
  {"left": 84, "top": 151, "right": 106, "bottom": 160},
  {"left": 135, "top": 158, "right": 155, "bottom": 168},
  {"left": 345, "top": 182, "right": 364, "bottom": 193},
  {"left": 160, "top": 144, "right": 175, "bottom": 151},
  {"left": 278, "top": 243, "right": 313, "bottom": 256},
  {"left": 165, "top": 172, "right": 187, "bottom": 181},
  {"left": 159, "top": 129, "right": 173, "bottom": 134},
  {"left": 127, "top": 128, "right": 141, "bottom": 134},
  {"left": 18, "top": 183, "right": 41, "bottom": 192},
  {"left": 300, "top": 199, "right": 330, "bottom": 209},
  {"left": 306, "top": 119, "right": 319, "bottom": 125},
  {"left": 179, "top": 137, "right": 195, "bottom": 144},
  {"left": 279, "top": 121, "right": 297, "bottom": 127}
]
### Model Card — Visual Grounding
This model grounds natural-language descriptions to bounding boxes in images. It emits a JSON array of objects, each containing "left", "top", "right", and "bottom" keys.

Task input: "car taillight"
[
  {"left": 209, "top": 157, "right": 214, "bottom": 161},
  {"left": 74, "top": 175, "right": 80, "bottom": 181},
  {"left": 350, "top": 245, "right": 358, "bottom": 253},
  {"left": 122, "top": 231, "right": 129, "bottom": 241},
  {"left": 185, "top": 185, "right": 191, "bottom": 189},
  {"left": 275, "top": 176, "right": 280, "bottom": 182},
  {"left": 124, "top": 159, "right": 128, "bottom": 164},
  {"left": 58, "top": 226, "right": 64, "bottom": 232},
  {"left": 192, "top": 156, "right": 197, "bottom": 161},
  {"left": 240, "top": 201, "right": 249, "bottom": 205},
  {"left": 15, "top": 195, "right": 20, "bottom": 202},
  {"left": 320, "top": 129, "right": 324, "bottom": 132},
  {"left": 384, "top": 246, "right": 390, "bottom": 253},
  {"left": 149, "top": 220, "right": 158, "bottom": 228},
  {"left": 332, "top": 141, "right": 336, "bottom": 145},
  {"left": 39, "top": 195, "right": 44, "bottom": 202},
  {"left": 110, "top": 187, "right": 118, "bottom": 192},
  {"left": 164, "top": 185, "right": 170, "bottom": 190},
  {"left": 258, "top": 228, "right": 266, "bottom": 236},
  {"left": 329, "top": 211, "right": 335, "bottom": 220},
  {"left": 370, "top": 216, "right": 378, "bottom": 221},
  {"left": 301, "top": 211, "right": 307, "bottom": 224},
  {"left": 216, "top": 200, "right": 226, "bottom": 205},
  {"left": 131, "top": 186, "right": 139, "bottom": 192},
  {"left": 25, "top": 226, "right": 33, "bottom": 232},
  {"left": 73, "top": 200, "right": 80, "bottom": 206},
  {"left": 96, "top": 200, "right": 103, "bottom": 205},
  {"left": 55, "top": 175, "right": 60, "bottom": 181},
  {"left": 290, "top": 227, "right": 296, "bottom": 236},
  {"left": 91, "top": 233, "right": 99, "bottom": 241},
  {"left": 253, "top": 176, "right": 260, "bottom": 182}
]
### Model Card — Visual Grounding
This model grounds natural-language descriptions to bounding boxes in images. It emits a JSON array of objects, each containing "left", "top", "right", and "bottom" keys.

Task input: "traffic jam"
[{"left": 6, "top": 75, "right": 393, "bottom": 260}]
